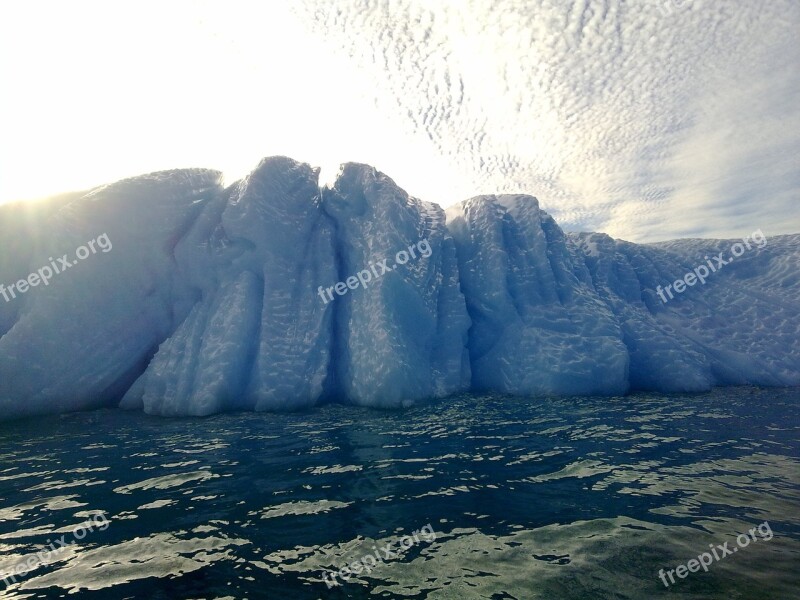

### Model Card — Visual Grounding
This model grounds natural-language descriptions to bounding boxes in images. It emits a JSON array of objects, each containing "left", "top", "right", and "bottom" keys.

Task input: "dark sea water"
[{"left": 0, "top": 387, "right": 798, "bottom": 600}]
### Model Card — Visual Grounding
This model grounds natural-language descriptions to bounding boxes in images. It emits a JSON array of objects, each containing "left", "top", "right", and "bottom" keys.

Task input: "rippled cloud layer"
[{"left": 292, "top": 0, "right": 800, "bottom": 241}]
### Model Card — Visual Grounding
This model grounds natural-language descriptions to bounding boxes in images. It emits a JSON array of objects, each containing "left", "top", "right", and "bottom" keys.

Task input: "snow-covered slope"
[{"left": 0, "top": 159, "right": 797, "bottom": 420}]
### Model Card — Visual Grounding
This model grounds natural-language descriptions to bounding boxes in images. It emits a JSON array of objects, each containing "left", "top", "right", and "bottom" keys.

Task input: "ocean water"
[{"left": 0, "top": 387, "right": 798, "bottom": 599}]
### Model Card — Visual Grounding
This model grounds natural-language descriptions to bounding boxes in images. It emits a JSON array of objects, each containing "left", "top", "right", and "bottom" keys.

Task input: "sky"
[{"left": 1, "top": 0, "right": 798, "bottom": 242}]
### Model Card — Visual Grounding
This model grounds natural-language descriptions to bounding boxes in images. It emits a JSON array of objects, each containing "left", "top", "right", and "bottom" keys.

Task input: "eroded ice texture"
[
  {"left": 0, "top": 170, "right": 224, "bottom": 418},
  {"left": 575, "top": 232, "right": 800, "bottom": 390},
  {"left": 446, "top": 193, "right": 799, "bottom": 396},
  {"left": 0, "top": 158, "right": 471, "bottom": 418},
  {"left": 121, "top": 157, "right": 337, "bottom": 415},
  {"left": 0, "top": 158, "right": 798, "bottom": 420},
  {"left": 446, "top": 195, "right": 629, "bottom": 396},
  {"left": 323, "top": 164, "right": 471, "bottom": 407}
]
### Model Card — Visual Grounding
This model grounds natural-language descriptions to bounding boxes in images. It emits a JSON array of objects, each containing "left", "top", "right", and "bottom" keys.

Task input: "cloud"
[
  {"left": 1, "top": 0, "right": 796, "bottom": 243},
  {"left": 292, "top": 0, "right": 800, "bottom": 241}
]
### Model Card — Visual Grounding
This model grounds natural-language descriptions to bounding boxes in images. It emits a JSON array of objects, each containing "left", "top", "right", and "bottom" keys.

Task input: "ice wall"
[
  {"left": 445, "top": 195, "right": 629, "bottom": 396},
  {"left": 322, "top": 164, "right": 471, "bottom": 407},
  {"left": 576, "top": 232, "right": 800, "bottom": 389},
  {"left": 0, "top": 158, "right": 472, "bottom": 419},
  {"left": 444, "top": 192, "right": 799, "bottom": 395},
  {"left": 0, "top": 158, "right": 797, "bottom": 420},
  {"left": 0, "top": 170, "right": 225, "bottom": 418},
  {"left": 121, "top": 158, "right": 338, "bottom": 415}
]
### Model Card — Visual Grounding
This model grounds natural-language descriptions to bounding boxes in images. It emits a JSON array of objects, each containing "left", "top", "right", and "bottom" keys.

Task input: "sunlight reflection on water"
[{"left": 0, "top": 387, "right": 798, "bottom": 599}]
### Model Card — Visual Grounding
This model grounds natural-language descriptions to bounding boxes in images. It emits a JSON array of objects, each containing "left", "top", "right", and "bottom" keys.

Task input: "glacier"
[{"left": 0, "top": 157, "right": 798, "bottom": 420}]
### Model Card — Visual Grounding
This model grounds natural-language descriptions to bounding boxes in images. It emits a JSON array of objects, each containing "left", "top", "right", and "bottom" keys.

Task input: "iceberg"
[{"left": 0, "top": 157, "right": 797, "bottom": 420}]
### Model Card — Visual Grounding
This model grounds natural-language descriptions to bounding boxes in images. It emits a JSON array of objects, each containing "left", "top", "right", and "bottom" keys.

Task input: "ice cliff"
[
  {"left": 447, "top": 196, "right": 799, "bottom": 395},
  {"left": 0, "top": 157, "right": 797, "bottom": 420}
]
